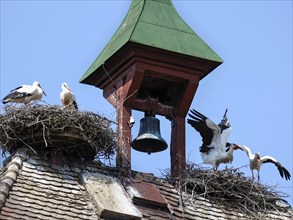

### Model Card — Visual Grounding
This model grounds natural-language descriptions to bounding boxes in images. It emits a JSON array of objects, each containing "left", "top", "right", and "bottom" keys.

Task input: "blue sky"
[{"left": 1, "top": 1, "right": 292, "bottom": 206}]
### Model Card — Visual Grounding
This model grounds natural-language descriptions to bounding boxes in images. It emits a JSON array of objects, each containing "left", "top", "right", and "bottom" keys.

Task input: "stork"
[
  {"left": 238, "top": 145, "right": 291, "bottom": 182},
  {"left": 187, "top": 109, "right": 243, "bottom": 170},
  {"left": 2, "top": 81, "right": 46, "bottom": 105},
  {"left": 60, "top": 83, "right": 78, "bottom": 110}
]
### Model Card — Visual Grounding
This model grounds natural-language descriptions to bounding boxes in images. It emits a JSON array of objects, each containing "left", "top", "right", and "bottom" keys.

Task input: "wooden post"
[
  {"left": 116, "top": 80, "right": 132, "bottom": 177},
  {"left": 170, "top": 116, "right": 186, "bottom": 178}
]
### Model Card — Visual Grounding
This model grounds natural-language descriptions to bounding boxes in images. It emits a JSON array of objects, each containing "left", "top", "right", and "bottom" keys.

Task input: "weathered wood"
[
  {"left": 112, "top": 77, "right": 132, "bottom": 174},
  {"left": 81, "top": 171, "right": 142, "bottom": 219},
  {"left": 95, "top": 44, "right": 207, "bottom": 177},
  {"left": 170, "top": 116, "right": 186, "bottom": 177}
]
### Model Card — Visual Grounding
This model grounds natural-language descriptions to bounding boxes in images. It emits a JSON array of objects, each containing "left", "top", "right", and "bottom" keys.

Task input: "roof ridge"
[
  {"left": 0, "top": 148, "right": 28, "bottom": 209},
  {"left": 129, "top": 0, "right": 145, "bottom": 41},
  {"left": 137, "top": 19, "right": 194, "bottom": 35}
]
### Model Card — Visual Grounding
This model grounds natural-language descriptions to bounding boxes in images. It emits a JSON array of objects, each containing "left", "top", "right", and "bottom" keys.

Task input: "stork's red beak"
[
  {"left": 39, "top": 84, "right": 47, "bottom": 96},
  {"left": 234, "top": 144, "right": 244, "bottom": 151},
  {"left": 65, "top": 85, "right": 72, "bottom": 92},
  {"left": 42, "top": 87, "right": 47, "bottom": 96}
]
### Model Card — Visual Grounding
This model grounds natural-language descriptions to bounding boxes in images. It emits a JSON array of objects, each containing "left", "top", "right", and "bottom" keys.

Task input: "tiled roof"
[
  {"left": 0, "top": 148, "right": 292, "bottom": 220},
  {"left": 0, "top": 149, "right": 97, "bottom": 220}
]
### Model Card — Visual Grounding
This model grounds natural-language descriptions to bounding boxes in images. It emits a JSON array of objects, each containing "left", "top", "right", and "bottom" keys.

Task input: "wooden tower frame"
[{"left": 80, "top": 0, "right": 223, "bottom": 177}]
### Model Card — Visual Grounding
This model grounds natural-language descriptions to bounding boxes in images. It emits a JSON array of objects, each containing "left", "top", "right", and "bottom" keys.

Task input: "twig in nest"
[
  {"left": 162, "top": 162, "right": 289, "bottom": 219},
  {"left": 0, "top": 104, "right": 116, "bottom": 160}
]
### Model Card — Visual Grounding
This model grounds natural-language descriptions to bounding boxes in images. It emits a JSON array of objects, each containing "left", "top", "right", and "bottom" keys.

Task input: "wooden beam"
[
  {"left": 175, "top": 80, "right": 199, "bottom": 117},
  {"left": 115, "top": 79, "right": 132, "bottom": 176},
  {"left": 170, "top": 116, "right": 185, "bottom": 178},
  {"left": 103, "top": 63, "right": 144, "bottom": 108},
  {"left": 131, "top": 99, "right": 175, "bottom": 117}
]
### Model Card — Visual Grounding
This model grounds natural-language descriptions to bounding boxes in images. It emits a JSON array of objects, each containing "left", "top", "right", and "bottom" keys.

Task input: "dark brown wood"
[
  {"left": 96, "top": 42, "right": 220, "bottom": 177},
  {"left": 115, "top": 79, "right": 132, "bottom": 176},
  {"left": 131, "top": 99, "right": 175, "bottom": 117},
  {"left": 170, "top": 116, "right": 186, "bottom": 178},
  {"left": 175, "top": 81, "right": 199, "bottom": 117},
  {"left": 103, "top": 63, "right": 144, "bottom": 108},
  {"left": 83, "top": 43, "right": 221, "bottom": 88}
]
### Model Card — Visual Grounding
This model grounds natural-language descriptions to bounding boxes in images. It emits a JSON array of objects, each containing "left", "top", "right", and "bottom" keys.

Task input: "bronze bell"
[{"left": 131, "top": 115, "right": 168, "bottom": 154}]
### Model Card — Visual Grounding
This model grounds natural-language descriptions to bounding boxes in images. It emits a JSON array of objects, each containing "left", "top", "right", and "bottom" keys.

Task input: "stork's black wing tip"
[
  {"left": 189, "top": 109, "right": 207, "bottom": 120},
  {"left": 72, "top": 101, "right": 78, "bottom": 110},
  {"left": 277, "top": 163, "right": 291, "bottom": 180},
  {"left": 283, "top": 168, "right": 291, "bottom": 180},
  {"left": 200, "top": 145, "right": 214, "bottom": 154}
]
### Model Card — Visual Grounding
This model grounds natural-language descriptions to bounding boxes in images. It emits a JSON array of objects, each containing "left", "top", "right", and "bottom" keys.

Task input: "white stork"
[
  {"left": 187, "top": 109, "right": 243, "bottom": 170},
  {"left": 238, "top": 145, "right": 291, "bottom": 182},
  {"left": 2, "top": 81, "right": 46, "bottom": 105},
  {"left": 60, "top": 83, "right": 78, "bottom": 110}
]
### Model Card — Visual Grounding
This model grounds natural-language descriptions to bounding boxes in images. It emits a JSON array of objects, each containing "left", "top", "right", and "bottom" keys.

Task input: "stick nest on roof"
[
  {"left": 0, "top": 104, "right": 116, "bottom": 160},
  {"left": 163, "top": 162, "right": 290, "bottom": 218}
]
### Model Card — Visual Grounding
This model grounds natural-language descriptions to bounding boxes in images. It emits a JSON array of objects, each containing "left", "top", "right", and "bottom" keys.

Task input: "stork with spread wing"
[
  {"left": 238, "top": 145, "right": 291, "bottom": 182},
  {"left": 187, "top": 109, "right": 242, "bottom": 170}
]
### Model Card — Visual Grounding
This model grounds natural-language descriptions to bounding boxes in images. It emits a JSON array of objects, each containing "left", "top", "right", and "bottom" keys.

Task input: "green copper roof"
[{"left": 80, "top": 0, "right": 223, "bottom": 83}]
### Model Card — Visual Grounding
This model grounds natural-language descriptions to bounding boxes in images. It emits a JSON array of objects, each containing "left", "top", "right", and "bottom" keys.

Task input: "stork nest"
[
  {"left": 0, "top": 104, "right": 116, "bottom": 160},
  {"left": 163, "top": 162, "right": 290, "bottom": 219}
]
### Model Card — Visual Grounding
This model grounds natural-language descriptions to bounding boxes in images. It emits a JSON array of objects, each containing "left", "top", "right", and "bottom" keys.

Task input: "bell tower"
[{"left": 80, "top": 0, "right": 223, "bottom": 177}]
